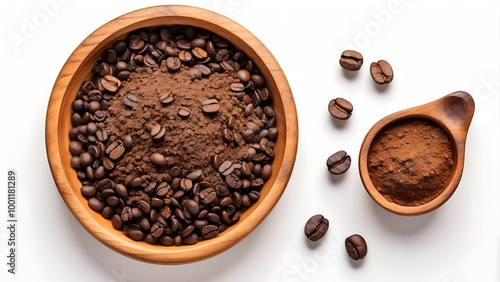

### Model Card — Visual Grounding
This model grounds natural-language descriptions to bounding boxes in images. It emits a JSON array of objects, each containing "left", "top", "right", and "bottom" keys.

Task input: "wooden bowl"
[
  {"left": 359, "top": 92, "right": 474, "bottom": 216},
  {"left": 45, "top": 5, "right": 298, "bottom": 264}
]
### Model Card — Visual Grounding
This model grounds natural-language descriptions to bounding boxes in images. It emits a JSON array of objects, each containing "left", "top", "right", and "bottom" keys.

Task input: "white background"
[{"left": 1, "top": 0, "right": 499, "bottom": 281}]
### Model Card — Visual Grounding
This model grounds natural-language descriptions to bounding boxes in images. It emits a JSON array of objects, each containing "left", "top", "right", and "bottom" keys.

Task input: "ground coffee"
[
  {"left": 367, "top": 118, "right": 453, "bottom": 206},
  {"left": 68, "top": 25, "right": 278, "bottom": 245}
]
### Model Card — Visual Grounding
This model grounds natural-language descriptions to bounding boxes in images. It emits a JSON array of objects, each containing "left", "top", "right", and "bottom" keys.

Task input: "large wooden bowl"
[{"left": 45, "top": 5, "right": 298, "bottom": 264}]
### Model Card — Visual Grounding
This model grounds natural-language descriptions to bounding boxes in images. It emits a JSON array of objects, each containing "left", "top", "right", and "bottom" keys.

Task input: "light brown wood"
[
  {"left": 45, "top": 5, "right": 298, "bottom": 264},
  {"left": 359, "top": 91, "right": 474, "bottom": 216}
]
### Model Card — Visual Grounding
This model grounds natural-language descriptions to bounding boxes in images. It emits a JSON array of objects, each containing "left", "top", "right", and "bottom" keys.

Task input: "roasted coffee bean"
[
  {"left": 215, "top": 49, "right": 229, "bottom": 62},
  {"left": 183, "top": 199, "right": 199, "bottom": 215},
  {"left": 87, "top": 145, "right": 102, "bottom": 160},
  {"left": 88, "top": 197, "right": 105, "bottom": 212},
  {"left": 225, "top": 174, "right": 242, "bottom": 189},
  {"left": 180, "top": 178, "right": 193, "bottom": 191},
  {"left": 94, "top": 166, "right": 106, "bottom": 179},
  {"left": 193, "top": 64, "right": 211, "bottom": 76},
  {"left": 151, "top": 124, "right": 166, "bottom": 140},
  {"left": 261, "top": 164, "right": 272, "bottom": 180},
  {"left": 123, "top": 135, "right": 133, "bottom": 150},
  {"left": 199, "top": 188, "right": 216, "bottom": 204},
  {"left": 121, "top": 206, "right": 133, "bottom": 222},
  {"left": 230, "top": 83, "right": 244, "bottom": 92},
  {"left": 106, "top": 141, "right": 125, "bottom": 160},
  {"left": 202, "top": 99, "right": 220, "bottom": 114},
  {"left": 186, "top": 169, "right": 202, "bottom": 182},
  {"left": 187, "top": 68, "right": 202, "bottom": 81},
  {"left": 106, "top": 196, "right": 119, "bottom": 207},
  {"left": 166, "top": 57, "right": 181, "bottom": 72},
  {"left": 345, "top": 234, "right": 368, "bottom": 260},
  {"left": 124, "top": 94, "right": 138, "bottom": 108},
  {"left": 71, "top": 113, "right": 81, "bottom": 127},
  {"left": 111, "top": 214, "right": 123, "bottom": 230},
  {"left": 236, "top": 69, "right": 251, "bottom": 83},
  {"left": 94, "top": 110, "right": 106, "bottom": 122},
  {"left": 248, "top": 190, "right": 260, "bottom": 202},
  {"left": 201, "top": 225, "right": 219, "bottom": 239},
  {"left": 159, "top": 93, "right": 174, "bottom": 105},
  {"left": 304, "top": 214, "right": 329, "bottom": 241},
  {"left": 100, "top": 75, "right": 121, "bottom": 92},
  {"left": 219, "top": 161, "right": 234, "bottom": 176},
  {"left": 222, "top": 128, "right": 234, "bottom": 143},
  {"left": 178, "top": 107, "right": 191, "bottom": 118},
  {"left": 328, "top": 98, "right": 353, "bottom": 120},
  {"left": 192, "top": 47, "right": 208, "bottom": 61},
  {"left": 69, "top": 141, "right": 83, "bottom": 156},
  {"left": 160, "top": 235, "right": 174, "bottom": 246},
  {"left": 339, "top": 50, "right": 363, "bottom": 71},
  {"left": 81, "top": 185, "right": 96, "bottom": 198},
  {"left": 326, "top": 150, "right": 351, "bottom": 175},
  {"left": 128, "top": 229, "right": 144, "bottom": 241},
  {"left": 150, "top": 222, "right": 164, "bottom": 238},
  {"left": 79, "top": 152, "right": 93, "bottom": 167},
  {"left": 102, "top": 157, "right": 114, "bottom": 171},
  {"left": 370, "top": 60, "right": 393, "bottom": 84},
  {"left": 183, "top": 233, "right": 198, "bottom": 245},
  {"left": 131, "top": 207, "right": 143, "bottom": 219}
]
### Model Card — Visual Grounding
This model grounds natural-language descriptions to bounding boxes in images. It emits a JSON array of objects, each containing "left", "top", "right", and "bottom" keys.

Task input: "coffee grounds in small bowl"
[{"left": 367, "top": 118, "right": 453, "bottom": 206}]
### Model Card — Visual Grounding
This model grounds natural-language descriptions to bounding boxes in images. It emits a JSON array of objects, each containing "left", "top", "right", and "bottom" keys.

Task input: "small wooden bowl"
[
  {"left": 359, "top": 92, "right": 474, "bottom": 216},
  {"left": 45, "top": 5, "right": 298, "bottom": 264}
]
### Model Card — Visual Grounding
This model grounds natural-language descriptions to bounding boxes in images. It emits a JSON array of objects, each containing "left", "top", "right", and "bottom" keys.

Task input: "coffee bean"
[
  {"left": 222, "top": 128, "right": 234, "bottom": 143},
  {"left": 150, "top": 152, "right": 167, "bottom": 166},
  {"left": 219, "top": 161, "right": 234, "bottom": 176},
  {"left": 100, "top": 75, "right": 121, "bottom": 93},
  {"left": 192, "top": 47, "right": 208, "bottom": 61},
  {"left": 106, "top": 141, "right": 125, "bottom": 160},
  {"left": 339, "top": 50, "right": 363, "bottom": 71},
  {"left": 88, "top": 197, "right": 105, "bottom": 212},
  {"left": 166, "top": 57, "right": 181, "bottom": 72},
  {"left": 151, "top": 124, "right": 166, "bottom": 140},
  {"left": 345, "top": 234, "right": 368, "bottom": 260},
  {"left": 202, "top": 99, "right": 220, "bottom": 114},
  {"left": 186, "top": 169, "right": 202, "bottom": 182},
  {"left": 102, "top": 157, "right": 114, "bottom": 171},
  {"left": 201, "top": 225, "right": 219, "bottom": 239},
  {"left": 326, "top": 150, "right": 351, "bottom": 175},
  {"left": 304, "top": 214, "right": 329, "bottom": 241},
  {"left": 123, "top": 135, "right": 133, "bottom": 150},
  {"left": 236, "top": 69, "right": 251, "bottom": 83},
  {"left": 215, "top": 49, "right": 229, "bottom": 62},
  {"left": 69, "top": 141, "right": 83, "bottom": 156},
  {"left": 193, "top": 64, "right": 211, "bottom": 76},
  {"left": 121, "top": 206, "right": 133, "bottom": 222},
  {"left": 159, "top": 93, "right": 174, "bottom": 105},
  {"left": 187, "top": 68, "right": 202, "bottom": 81},
  {"left": 94, "top": 110, "right": 106, "bottom": 122},
  {"left": 328, "top": 98, "right": 353, "bottom": 120},
  {"left": 261, "top": 164, "right": 272, "bottom": 180},
  {"left": 180, "top": 178, "right": 193, "bottom": 191},
  {"left": 178, "top": 107, "right": 190, "bottom": 118},
  {"left": 183, "top": 233, "right": 198, "bottom": 245},
  {"left": 129, "top": 229, "right": 144, "bottom": 241},
  {"left": 230, "top": 83, "right": 244, "bottom": 92},
  {"left": 94, "top": 166, "right": 106, "bottom": 179},
  {"left": 124, "top": 94, "right": 138, "bottom": 108},
  {"left": 225, "top": 174, "right": 242, "bottom": 189},
  {"left": 199, "top": 188, "right": 216, "bottom": 204},
  {"left": 183, "top": 199, "right": 199, "bottom": 215},
  {"left": 111, "top": 214, "right": 123, "bottom": 230},
  {"left": 79, "top": 152, "right": 93, "bottom": 167},
  {"left": 81, "top": 185, "right": 96, "bottom": 198},
  {"left": 150, "top": 222, "right": 164, "bottom": 239},
  {"left": 370, "top": 60, "right": 393, "bottom": 84}
]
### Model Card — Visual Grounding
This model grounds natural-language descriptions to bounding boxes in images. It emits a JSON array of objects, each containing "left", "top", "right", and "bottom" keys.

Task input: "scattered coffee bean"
[
  {"left": 304, "top": 214, "right": 329, "bottom": 241},
  {"left": 339, "top": 50, "right": 363, "bottom": 71},
  {"left": 159, "top": 93, "right": 174, "bottom": 105},
  {"left": 326, "top": 150, "right": 351, "bottom": 175},
  {"left": 101, "top": 75, "right": 121, "bottom": 93},
  {"left": 124, "top": 94, "right": 138, "bottom": 108},
  {"left": 370, "top": 60, "right": 393, "bottom": 84},
  {"left": 345, "top": 234, "right": 368, "bottom": 260},
  {"left": 328, "top": 98, "right": 353, "bottom": 120},
  {"left": 166, "top": 57, "right": 182, "bottom": 72},
  {"left": 150, "top": 152, "right": 167, "bottom": 166},
  {"left": 106, "top": 141, "right": 125, "bottom": 160},
  {"left": 202, "top": 99, "right": 220, "bottom": 114},
  {"left": 178, "top": 107, "right": 190, "bottom": 118},
  {"left": 151, "top": 124, "right": 166, "bottom": 140}
]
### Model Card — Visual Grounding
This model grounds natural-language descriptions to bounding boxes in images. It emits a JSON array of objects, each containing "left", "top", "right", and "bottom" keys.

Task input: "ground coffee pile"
[
  {"left": 367, "top": 118, "right": 454, "bottom": 206},
  {"left": 106, "top": 65, "right": 252, "bottom": 186}
]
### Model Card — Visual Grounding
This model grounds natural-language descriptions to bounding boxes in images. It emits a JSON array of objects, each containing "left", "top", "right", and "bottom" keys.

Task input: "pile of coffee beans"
[{"left": 68, "top": 25, "right": 278, "bottom": 245}]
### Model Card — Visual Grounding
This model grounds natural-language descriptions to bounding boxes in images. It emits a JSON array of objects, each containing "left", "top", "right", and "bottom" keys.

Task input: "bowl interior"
[
  {"left": 46, "top": 5, "right": 297, "bottom": 264},
  {"left": 359, "top": 115, "right": 459, "bottom": 216}
]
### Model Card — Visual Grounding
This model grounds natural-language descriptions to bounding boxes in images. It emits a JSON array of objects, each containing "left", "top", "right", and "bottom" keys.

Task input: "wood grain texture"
[
  {"left": 358, "top": 91, "right": 474, "bottom": 216},
  {"left": 45, "top": 5, "right": 298, "bottom": 264}
]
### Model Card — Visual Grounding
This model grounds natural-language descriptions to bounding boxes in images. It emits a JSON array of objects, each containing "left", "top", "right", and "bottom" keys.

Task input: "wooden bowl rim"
[{"left": 45, "top": 5, "right": 298, "bottom": 264}]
